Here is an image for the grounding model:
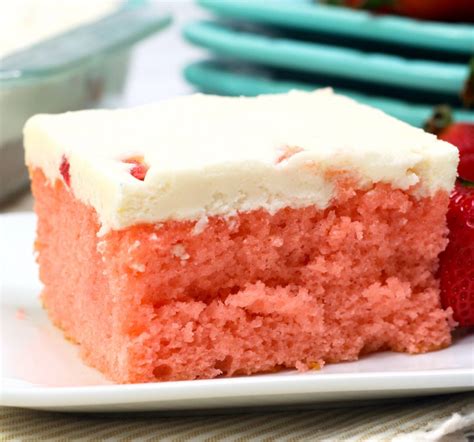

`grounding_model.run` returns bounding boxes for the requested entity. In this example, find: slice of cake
[24,89,459,383]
